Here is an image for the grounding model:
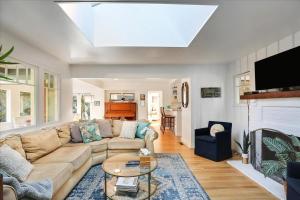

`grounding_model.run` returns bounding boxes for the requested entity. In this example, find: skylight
[58,2,218,47]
